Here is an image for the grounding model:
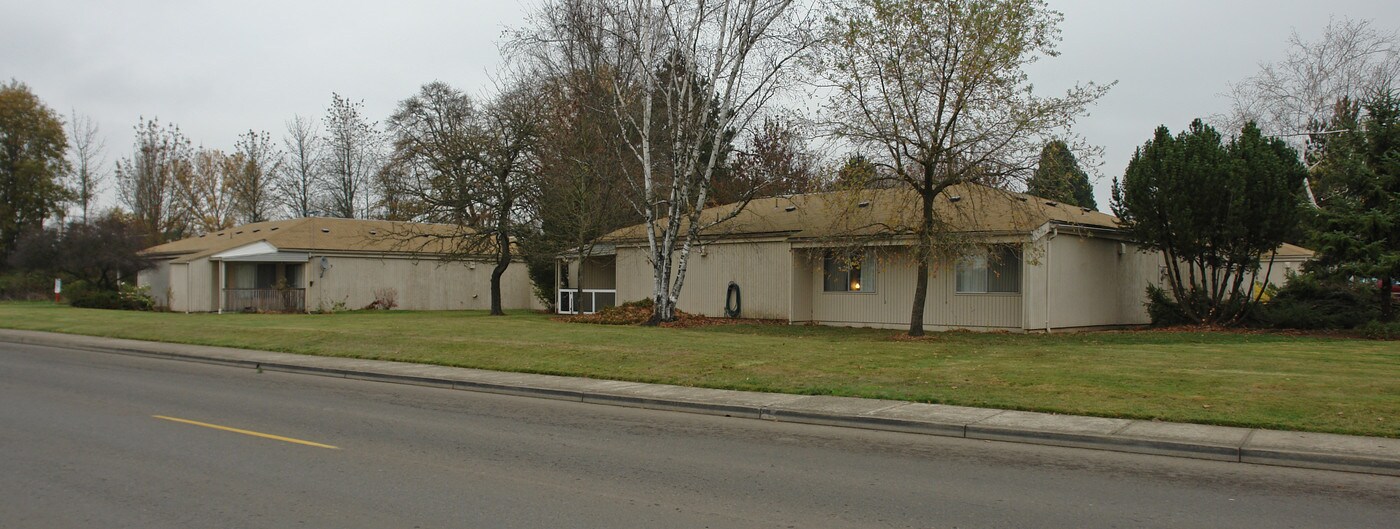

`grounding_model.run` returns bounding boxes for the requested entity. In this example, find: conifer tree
[1112,119,1306,325]
[1027,140,1096,209]
[1310,92,1400,322]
